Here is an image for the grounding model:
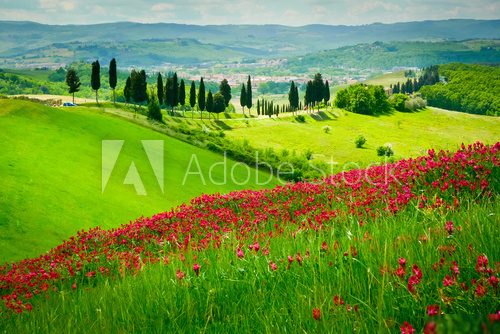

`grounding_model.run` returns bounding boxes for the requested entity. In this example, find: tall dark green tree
[198,77,206,118]
[312,73,324,111]
[240,84,247,114]
[165,76,174,113]
[246,75,253,112]
[219,78,231,107]
[147,88,162,122]
[213,92,225,119]
[130,69,147,104]
[189,81,196,107]
[206,90,214,118]
[65,68,81,104]
[172,72,179,111]
[304,80,313,110]
[179,79,186,115]
[324,80,330,105]
[108,58,117,104]
[157,73,164,105]
[124,76,131,103]
[257,99,260,115]
[91,60,101,104]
